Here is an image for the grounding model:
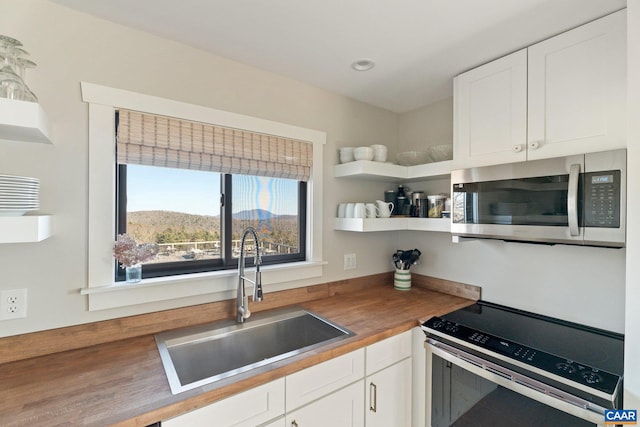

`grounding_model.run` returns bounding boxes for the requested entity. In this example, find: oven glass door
[452,174,575,226]
[428,348,603,427]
